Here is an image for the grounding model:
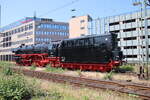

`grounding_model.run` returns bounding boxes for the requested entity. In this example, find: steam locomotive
[12,33,123,72]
